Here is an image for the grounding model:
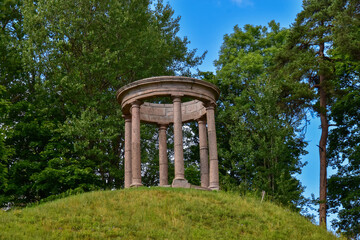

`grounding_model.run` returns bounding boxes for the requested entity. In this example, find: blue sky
[170,0,303,72]
[169,0,333,228]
